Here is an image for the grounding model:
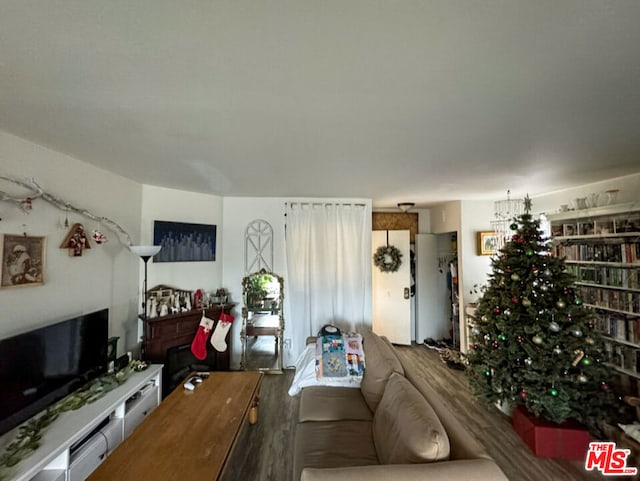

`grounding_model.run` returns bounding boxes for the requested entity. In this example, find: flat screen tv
[0,308,109,436]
